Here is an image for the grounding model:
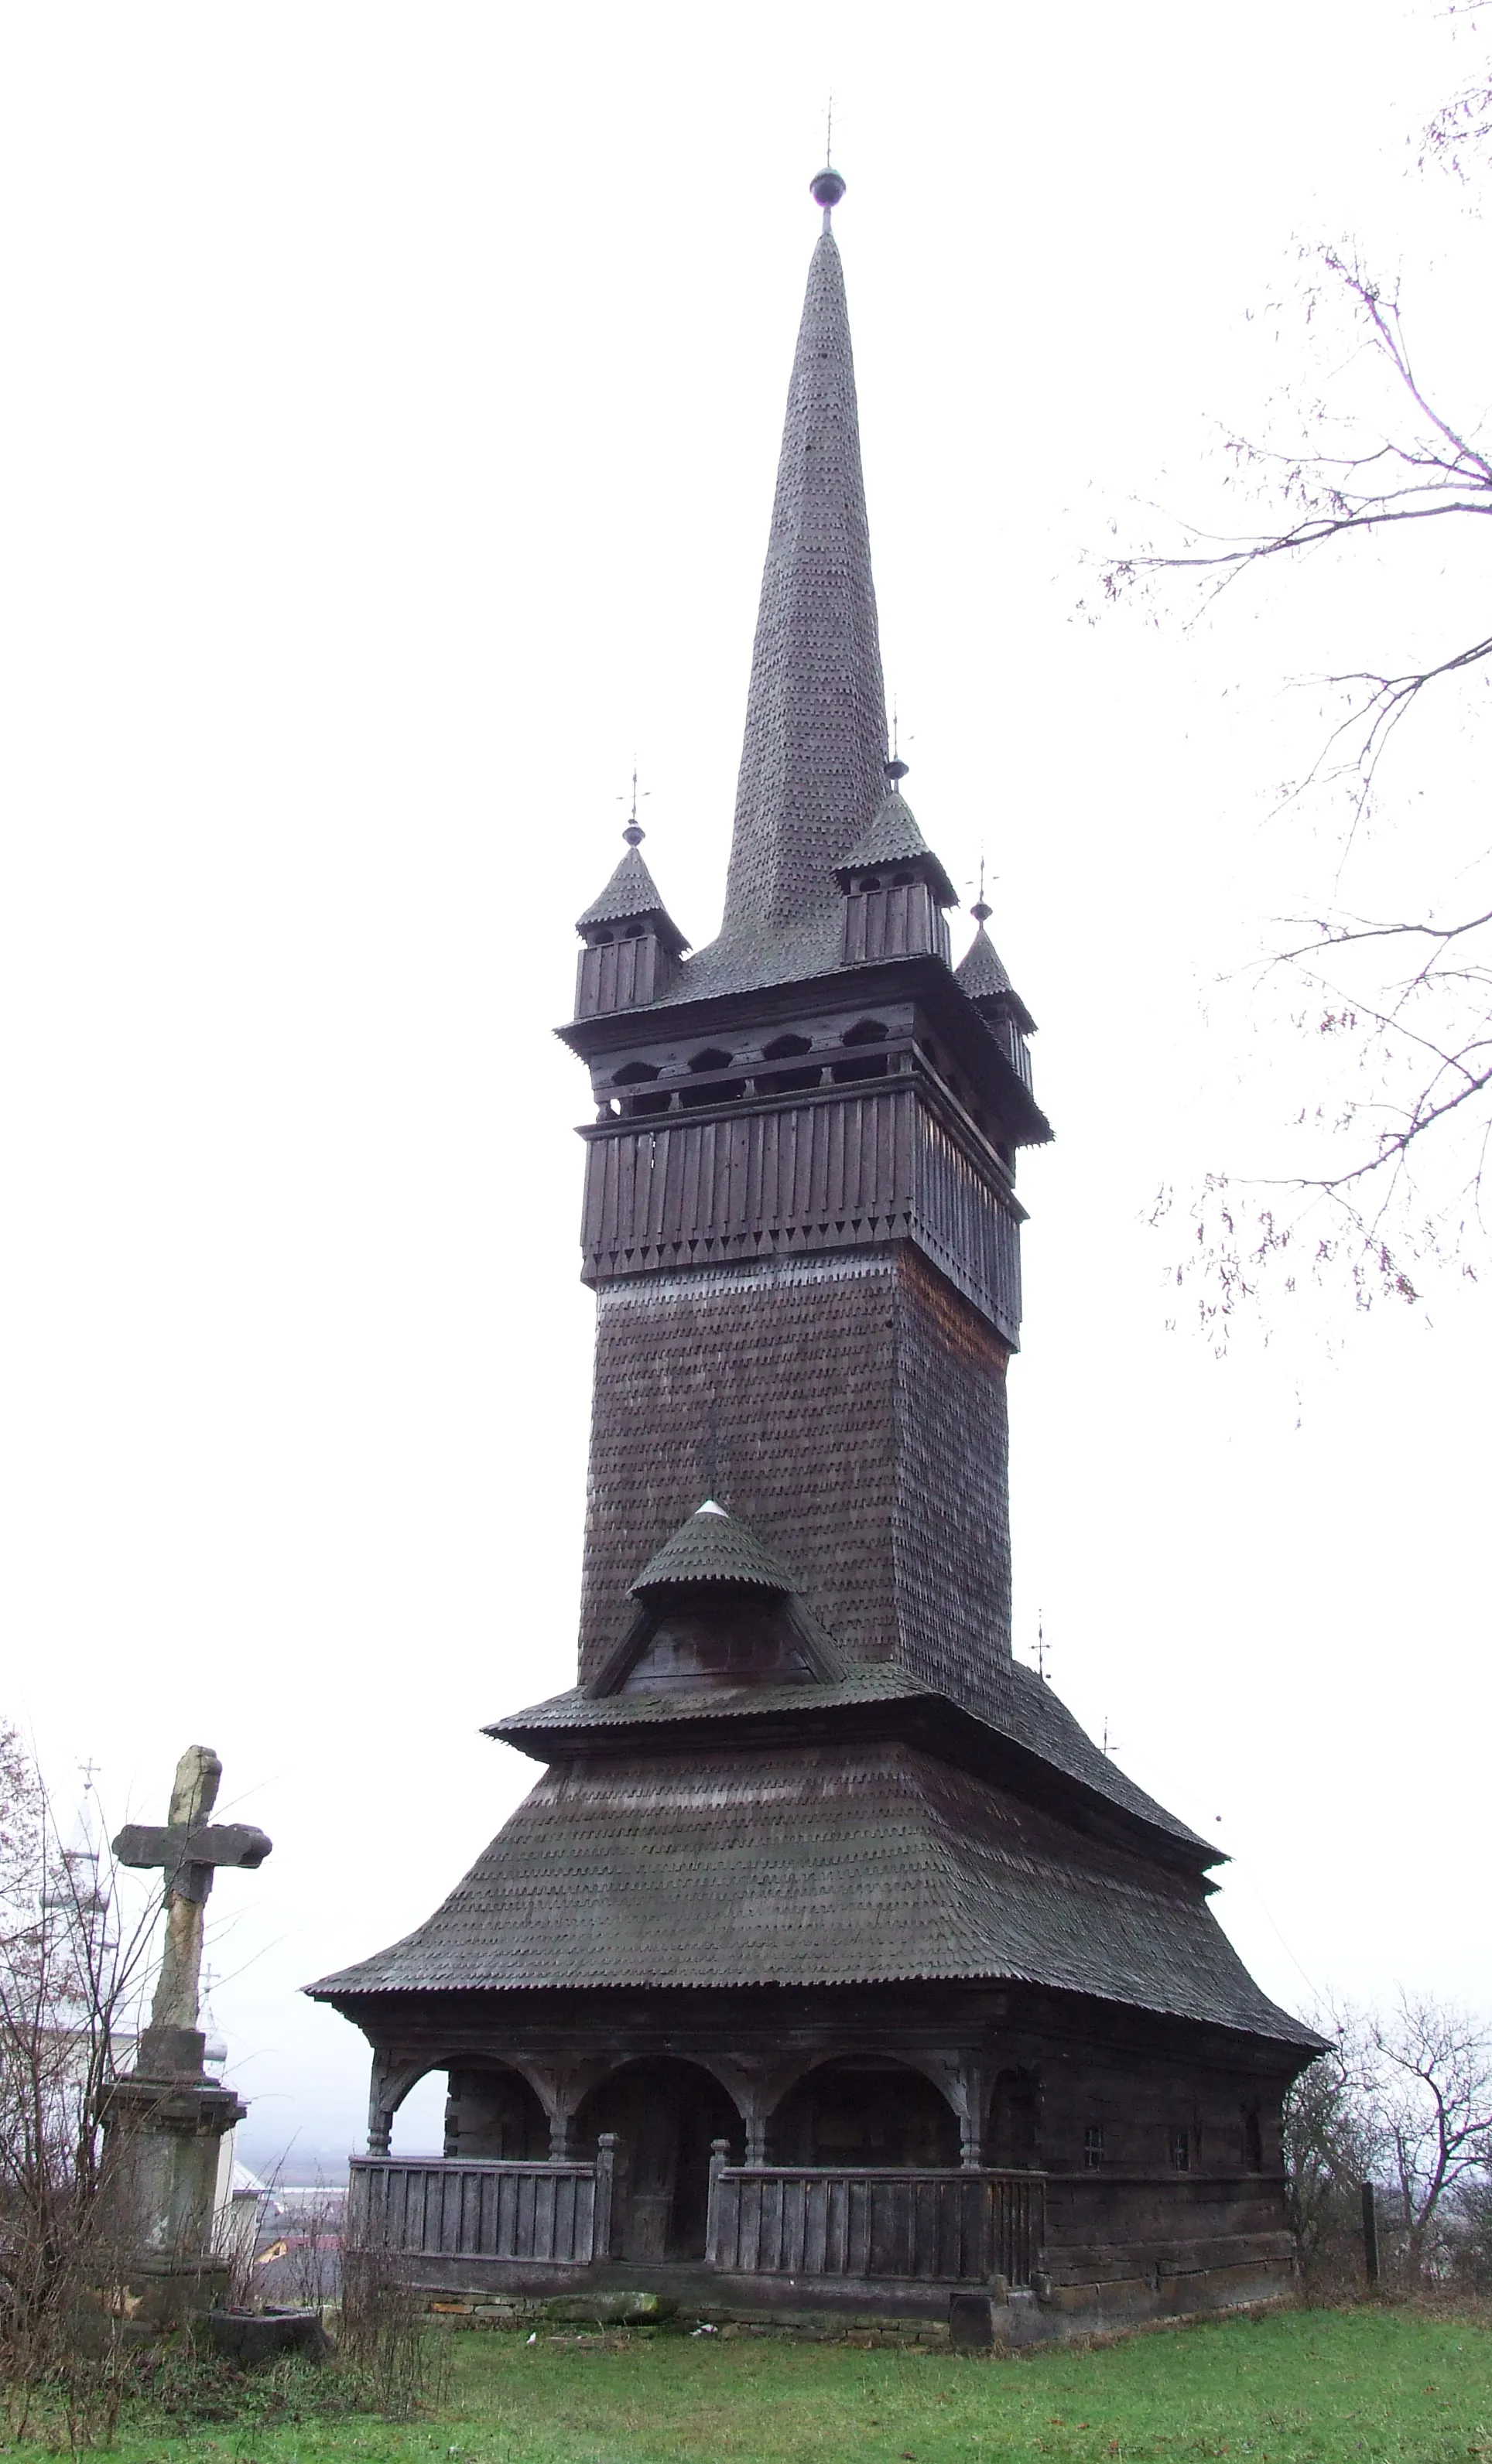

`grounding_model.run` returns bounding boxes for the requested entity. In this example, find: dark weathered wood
[1362,2180,1379,2285]
[578,1080,1020,1342]
[576,931,680,1019]
[705,2167,1046,2288]
[348,2158,604,2267]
